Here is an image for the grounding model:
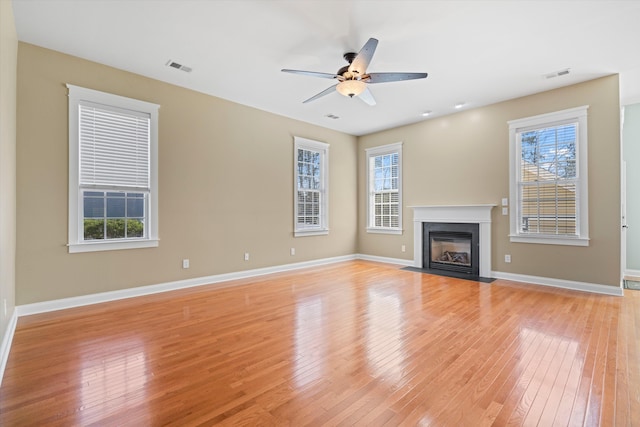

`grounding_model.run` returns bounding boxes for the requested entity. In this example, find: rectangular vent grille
[544,68,570,79]
[166,60,192,73]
